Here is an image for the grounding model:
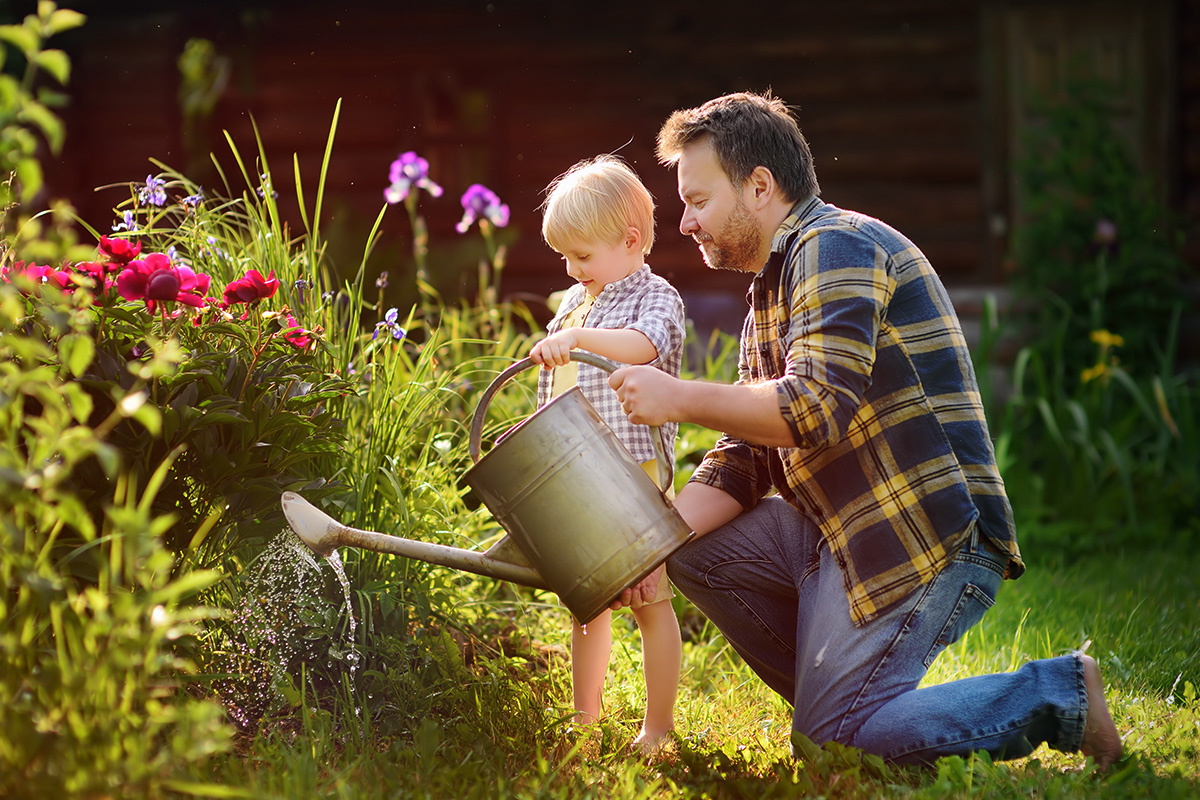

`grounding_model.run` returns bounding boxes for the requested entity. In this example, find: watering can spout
[280,491,551,591]
[281,491,344,557]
